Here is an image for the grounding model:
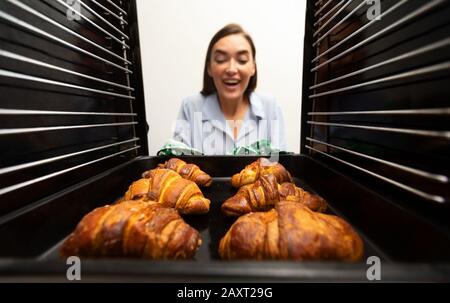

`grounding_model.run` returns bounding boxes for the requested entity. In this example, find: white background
[136,0,307,155]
